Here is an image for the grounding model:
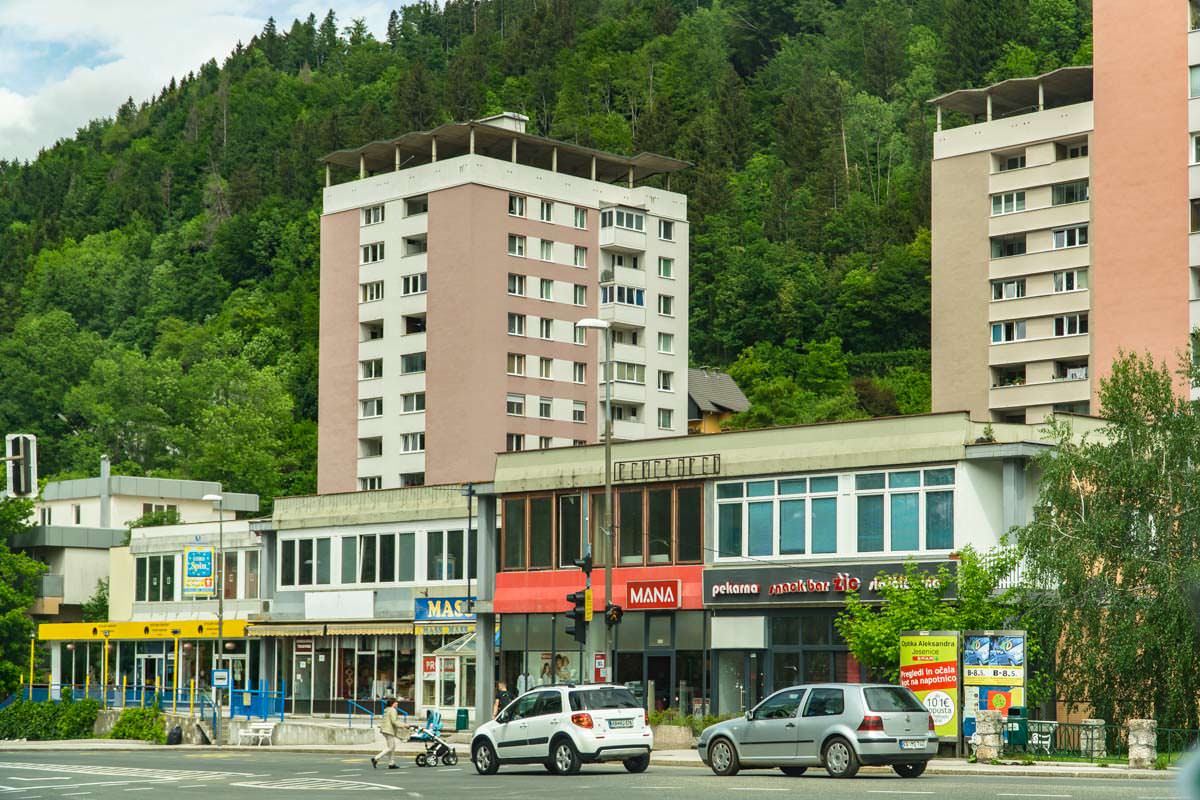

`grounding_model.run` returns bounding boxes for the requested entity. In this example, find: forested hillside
[0,0,1092,505]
